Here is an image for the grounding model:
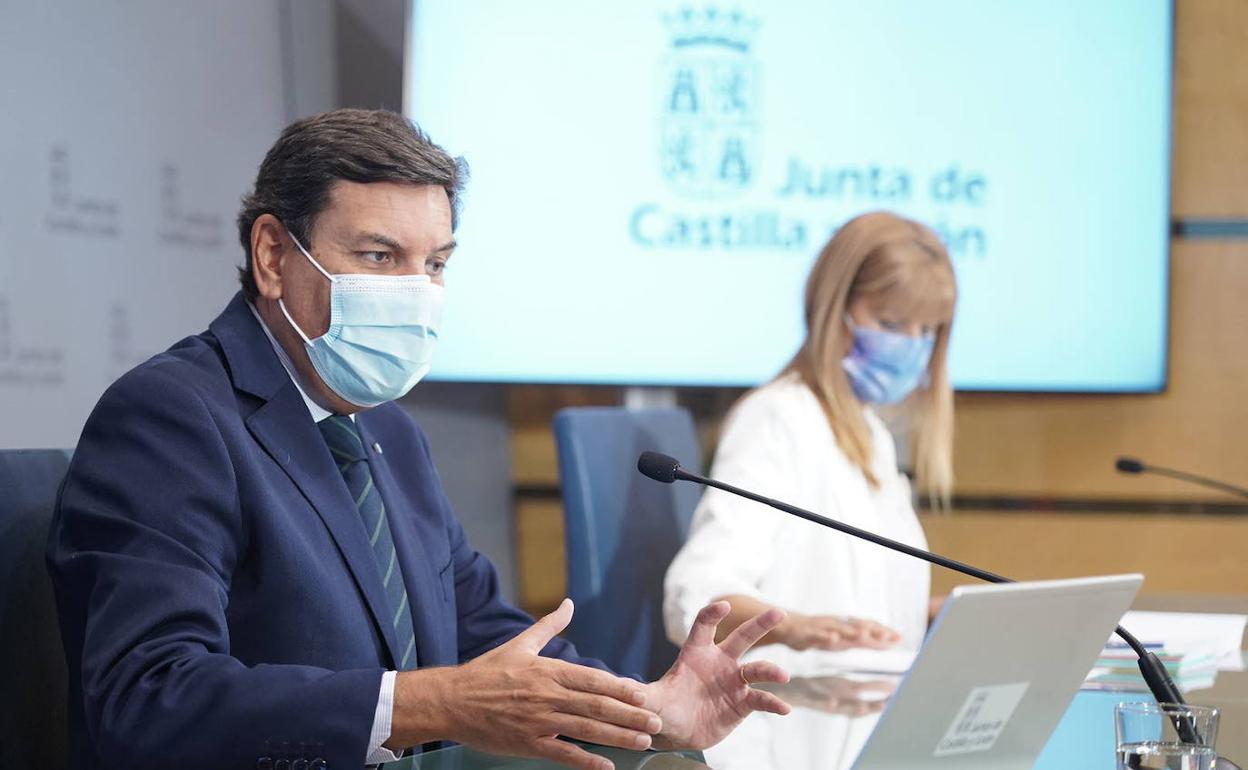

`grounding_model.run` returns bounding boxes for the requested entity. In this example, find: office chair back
[0,449,72,769]
[552,407,702,680]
